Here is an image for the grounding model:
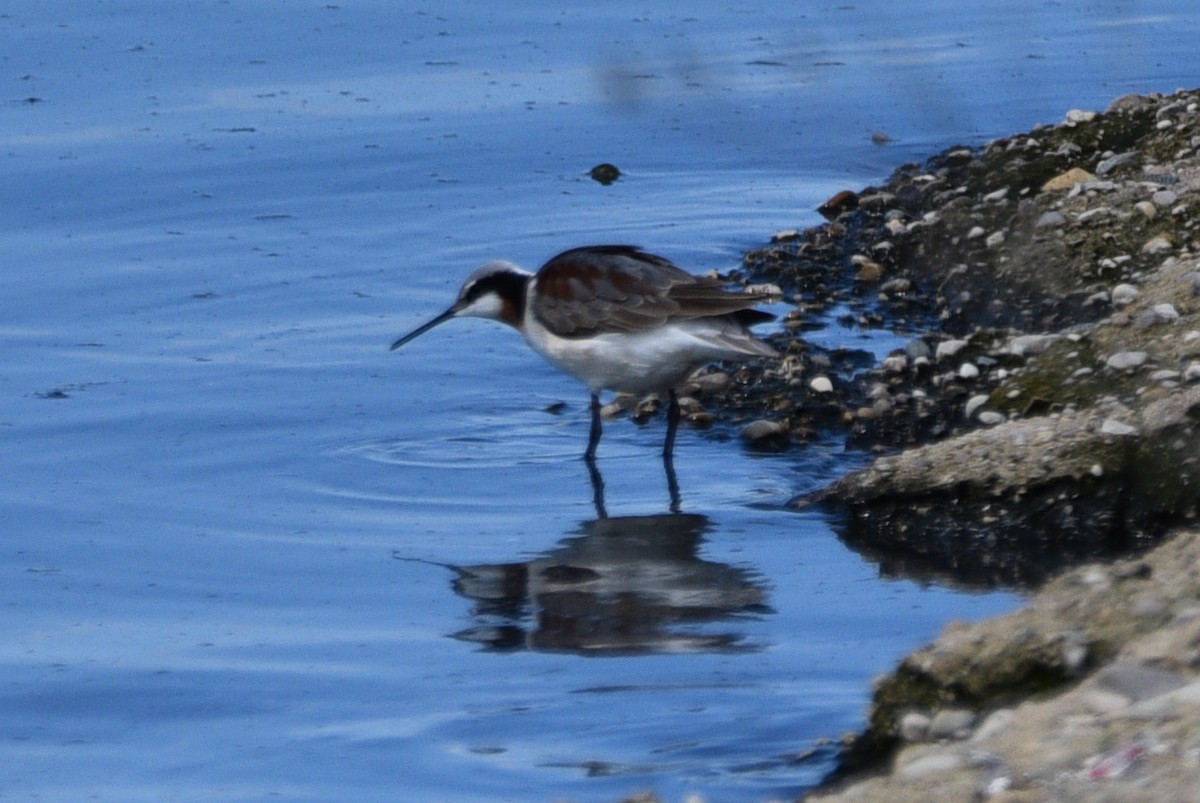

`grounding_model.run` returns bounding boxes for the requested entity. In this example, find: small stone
[1142,235,1173,254]
[1152,189,1178,207]
[809,376,833,394]
[928,709,976,740]
[1134,200,1158,220]
[1096,151,1138,175]
[1185,362,1200,382]
[739,419,788,448]
[964,394,990,419]
[958,362,980,380]
[935,339,969,361]
[1153,302,1180,322]
[1035,210,1066,228]
[1065,108,1098,123]
[905,339,933,361]
[1078,206,1114,224]
[897,749,966,780]
[899,711,931,742]
[1003,333,1063,357]
[1042,167,1095,191]
[978,411,1006,426]
[985,231,1006,248]
[1101,417,1140,436]
[882,354,908,374]
[854,259,885,283]
[1111,283,1140,307]
[966,225,986,240]
[982,187,1009,203]
[1106,351,1149,371]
